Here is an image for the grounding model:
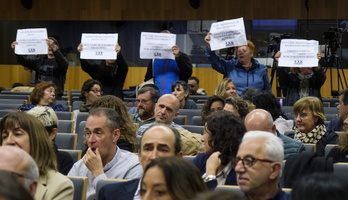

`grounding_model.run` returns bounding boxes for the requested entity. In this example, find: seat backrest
[181,125,204,135]
[75,112,89,133]
[58,120,75,133]
[173,115,187,125]
[0,104,21,110]
[325,145,338,157]
[0,99,26,104]
[73,101,83,111]
[215,185,243,196]
[59,149,82,163]
[0,94,29,100]
[178,109,202,125]
[183,156,196,163]
[304,144,316,152]
[191,116,203,126]
[77,121,87,151]
[67,176,88,200]
[55,133,77,150]
[333,162,348,177]
[0,109,16,117]
[96,178,128,199]
[56,111,73,120]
